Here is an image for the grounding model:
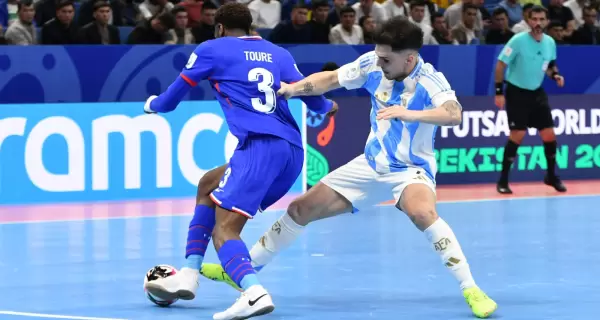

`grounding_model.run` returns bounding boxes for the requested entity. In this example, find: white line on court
[0,311,127,320]
[0,192,598,225]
